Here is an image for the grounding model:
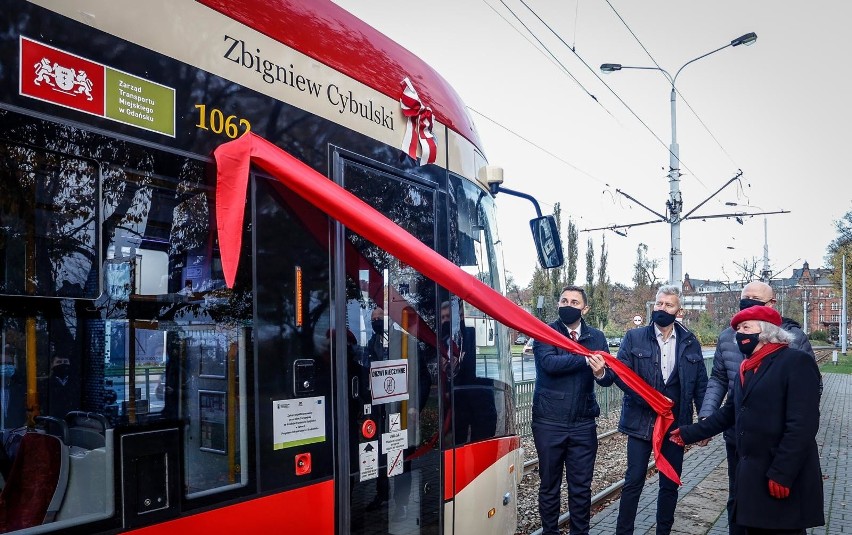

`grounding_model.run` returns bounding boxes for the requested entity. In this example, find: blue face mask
[0,364,16,377]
